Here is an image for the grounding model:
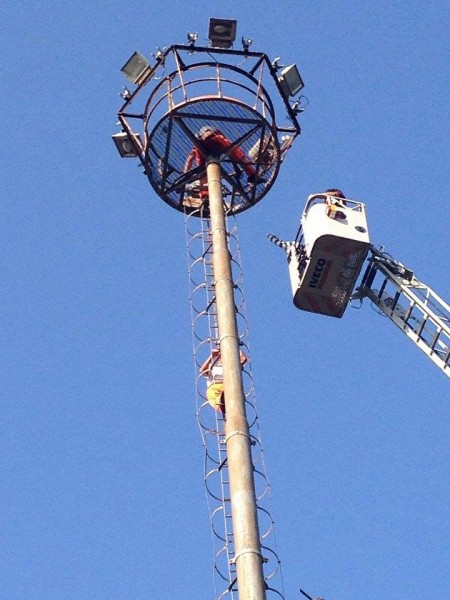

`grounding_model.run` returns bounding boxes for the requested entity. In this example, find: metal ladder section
[185,205,286,600]
[355,248,450,377]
